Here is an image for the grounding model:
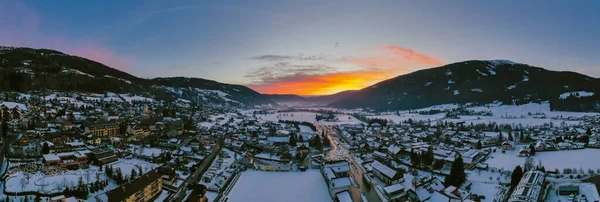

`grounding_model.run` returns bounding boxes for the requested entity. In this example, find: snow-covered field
[129,145,163,158]
[225,170,332,202]
[366,102,596,127]
[256,112,319,123]
[368,113,446,124]
[5,166,110,194]
[256,111,363,125]
[486,148,600,171]
[107,159,159,177]
[119,94,154,103]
